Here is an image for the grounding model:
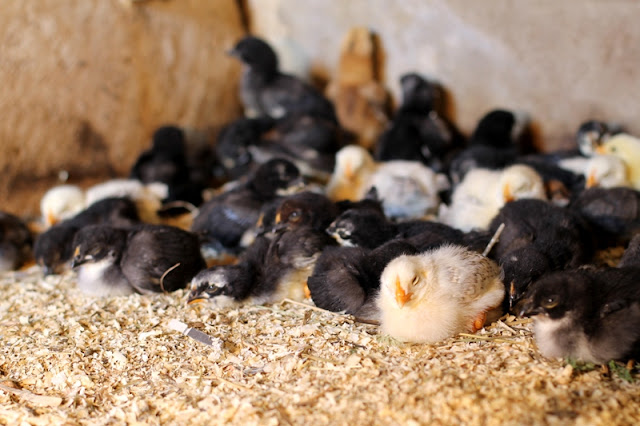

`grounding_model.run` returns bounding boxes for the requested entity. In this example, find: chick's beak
[46,212,58,227]
[395,276,412,308]
[502,183,515,203]
[517,297,543,318]
[595,145,607,155]
[586,171,597,188]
